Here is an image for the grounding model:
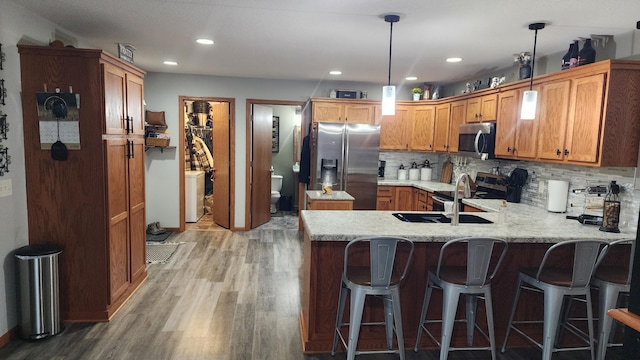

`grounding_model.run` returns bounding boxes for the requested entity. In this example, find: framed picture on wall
[272,116,279,153]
